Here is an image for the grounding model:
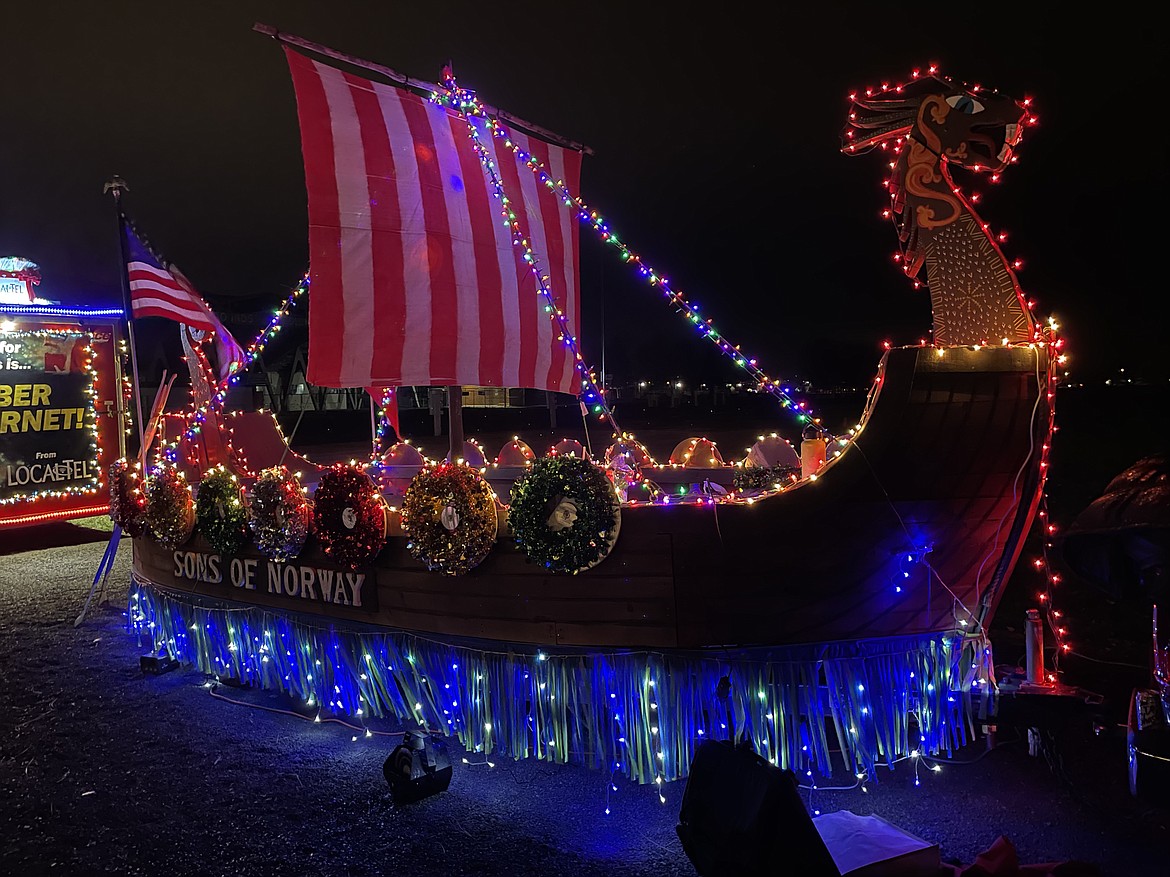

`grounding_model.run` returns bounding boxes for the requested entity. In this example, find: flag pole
[105,176,148,470]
